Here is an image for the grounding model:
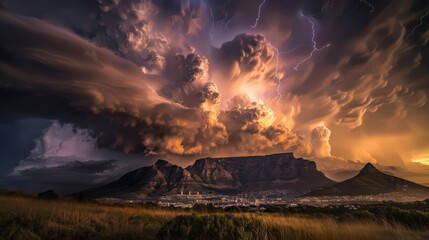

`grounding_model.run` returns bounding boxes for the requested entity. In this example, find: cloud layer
[1,0,429,189]
[0,10,313,158]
